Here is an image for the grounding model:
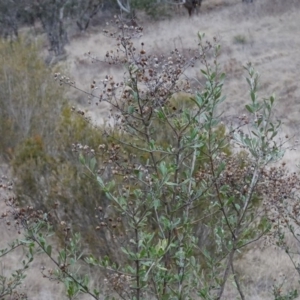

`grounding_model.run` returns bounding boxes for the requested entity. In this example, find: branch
[231,259,245,300]
[116,0,131,13]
